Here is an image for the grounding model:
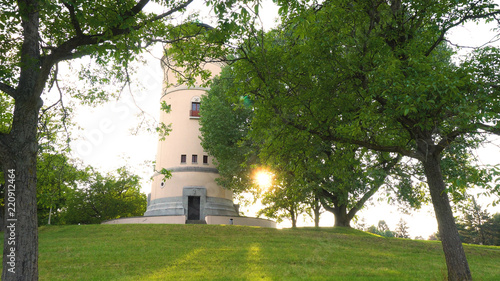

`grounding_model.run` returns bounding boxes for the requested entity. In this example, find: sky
[58,0,500,238]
